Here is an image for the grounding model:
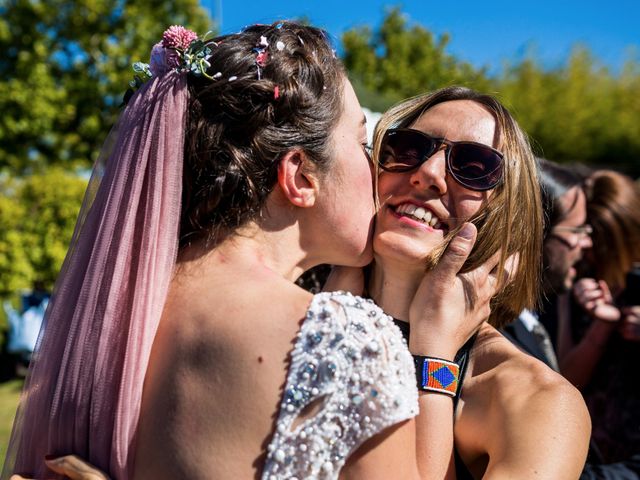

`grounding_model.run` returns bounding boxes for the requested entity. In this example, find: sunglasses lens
[380,129,504,191]
[448,143,503,191]
[379,130,437,172]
